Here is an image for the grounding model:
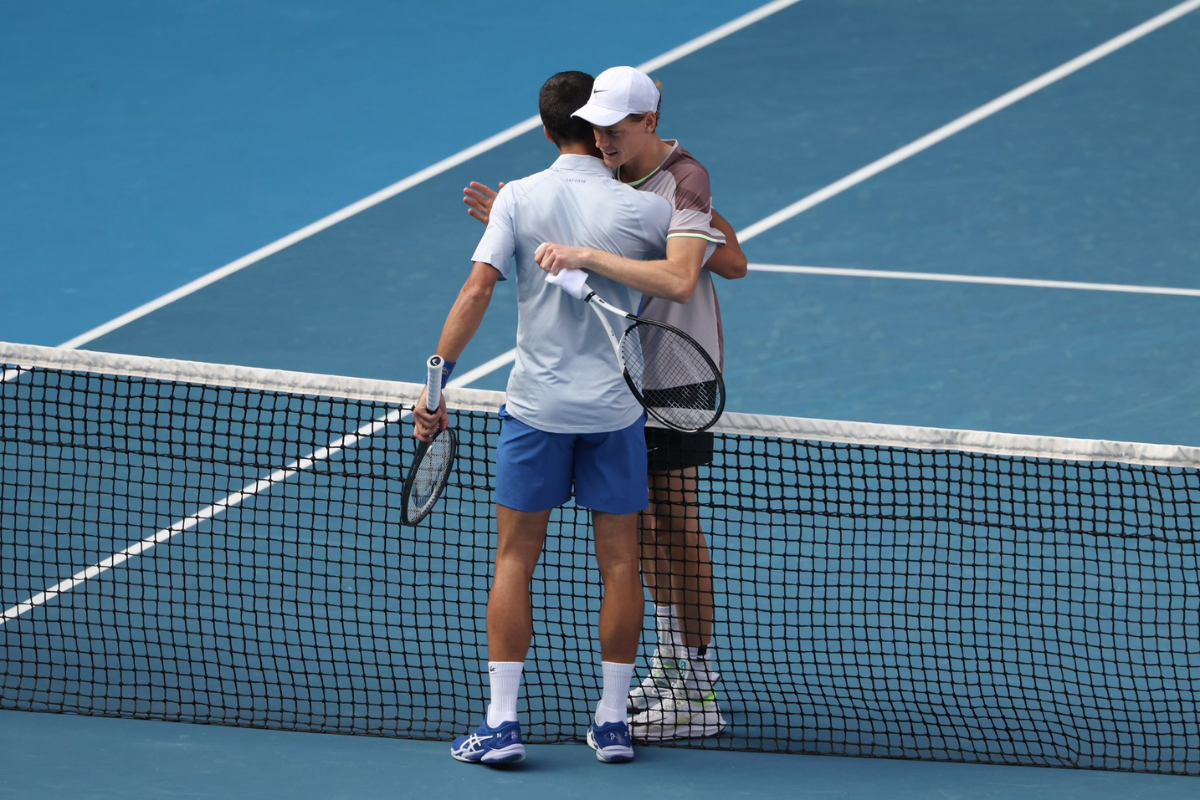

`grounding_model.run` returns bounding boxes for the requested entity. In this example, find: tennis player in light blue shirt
[413,71,688,765]
[471,153,667,434]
